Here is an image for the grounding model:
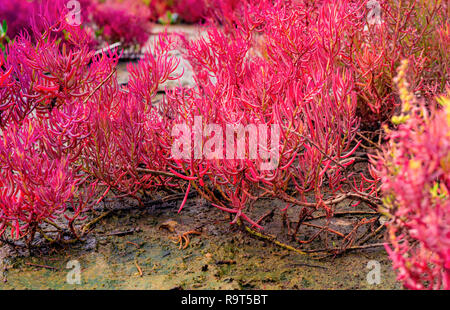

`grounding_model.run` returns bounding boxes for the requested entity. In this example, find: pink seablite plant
[0,0,35,39]
[0,0,448,265]
[163,0,379,244]
[207,0,446,129]
[0,9,111,126]
[0,114,98,244]
[347,0,449,127]
[0,0,183,246]
[173,0,207,24]
[91,0,152,47]
[80,33,184,202]
[0,0,95,44]
[148,0,172,22]
[0,2,117,244]
[376,59,450,289]
[0,118,76,243]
